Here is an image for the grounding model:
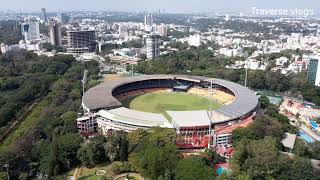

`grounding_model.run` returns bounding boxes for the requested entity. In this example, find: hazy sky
[1,0,319,13]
